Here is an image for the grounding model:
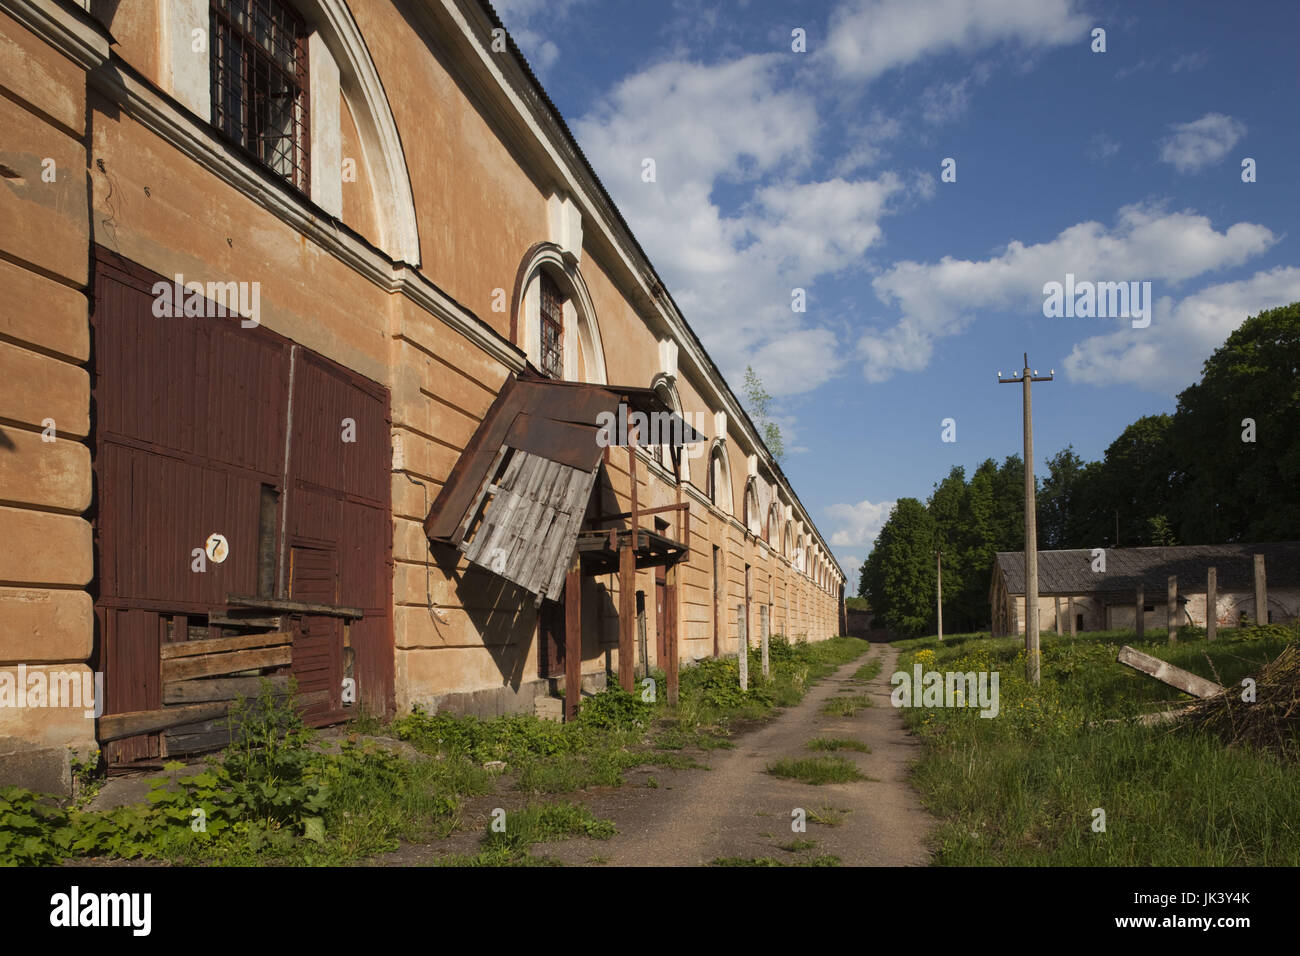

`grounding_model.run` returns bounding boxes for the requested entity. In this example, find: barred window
[539,273,564,379]
[211,0,310,192]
